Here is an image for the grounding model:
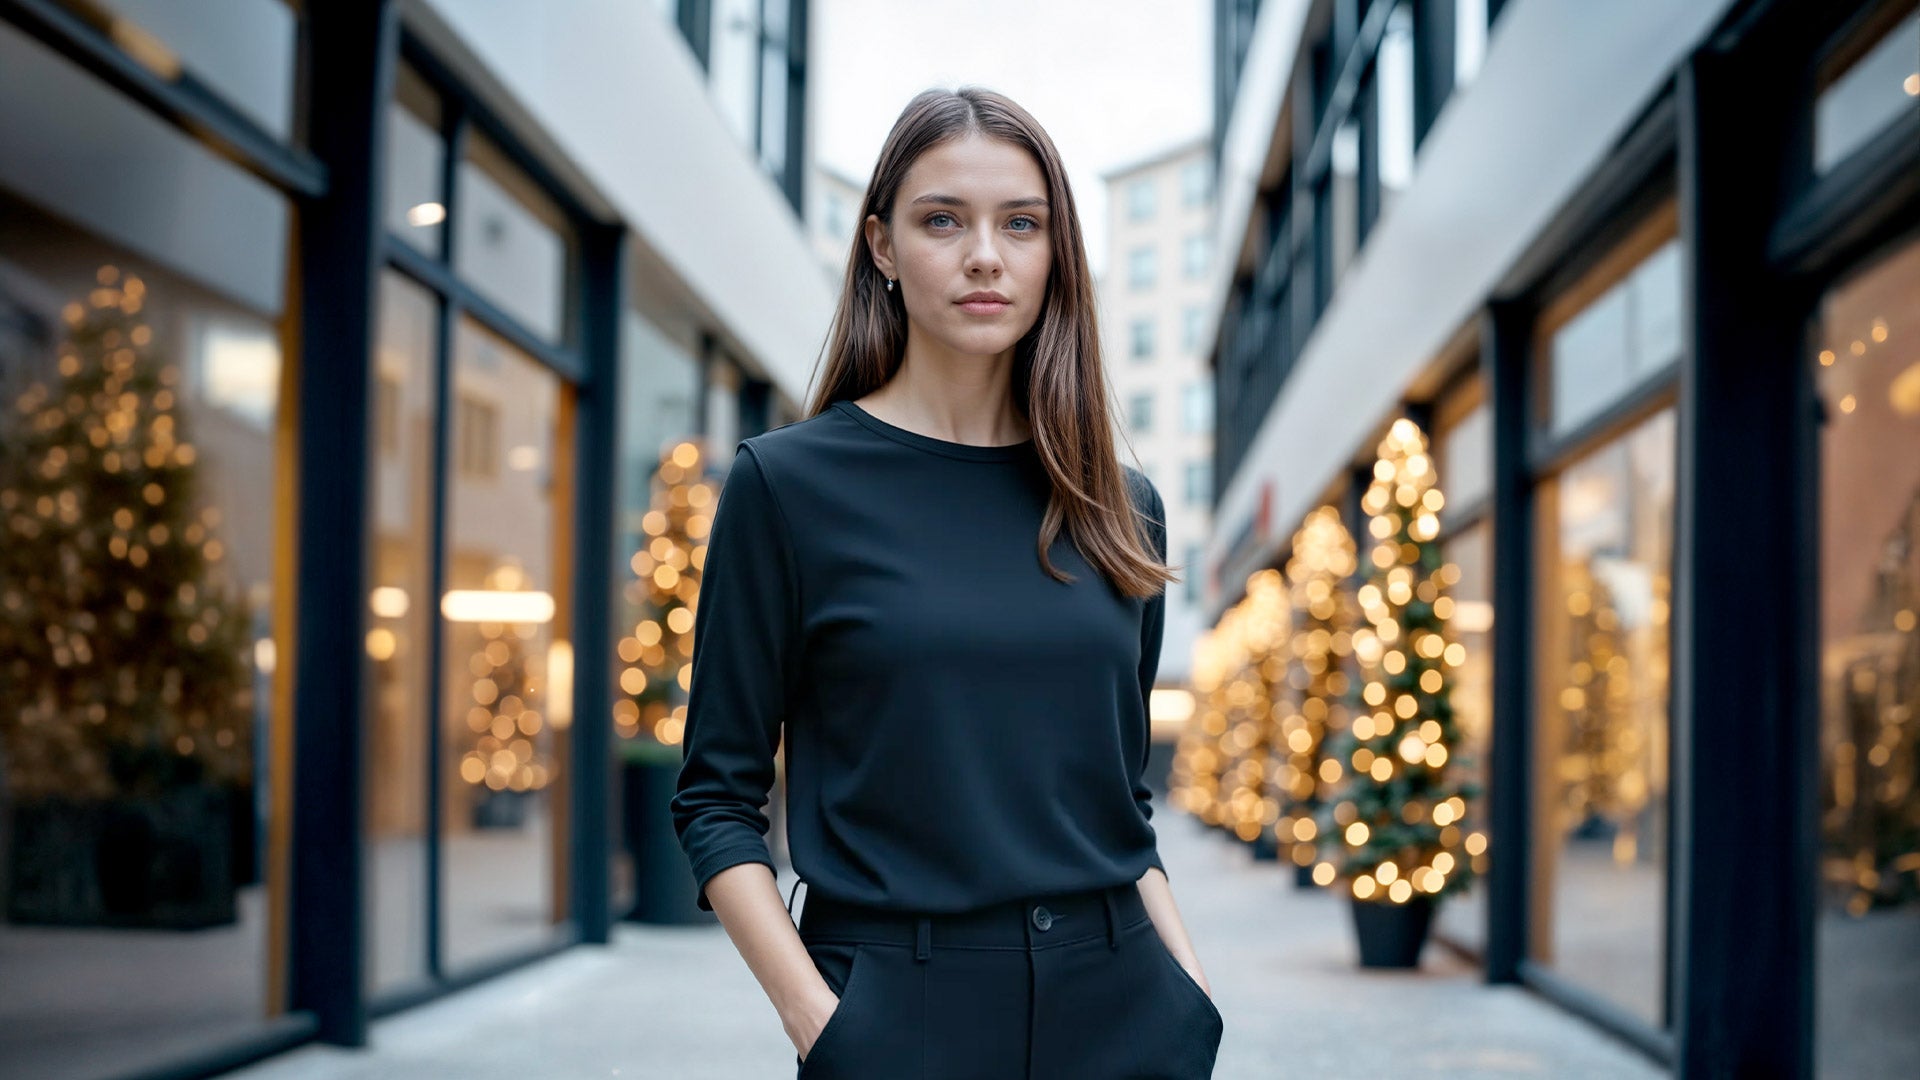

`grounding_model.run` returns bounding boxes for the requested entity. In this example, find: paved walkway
[233,814,1663,1079]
